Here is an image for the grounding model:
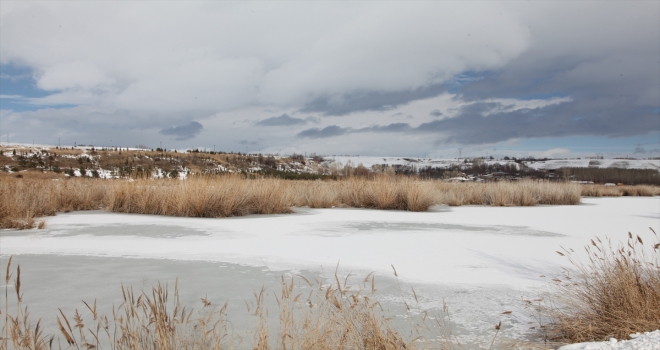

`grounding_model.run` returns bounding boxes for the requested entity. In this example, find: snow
[559,330,660,350]
[525,159,660,171]
[325,156,476,169]
[323,156,660,171]
[2,197,657,288]
[1,197,658,347]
